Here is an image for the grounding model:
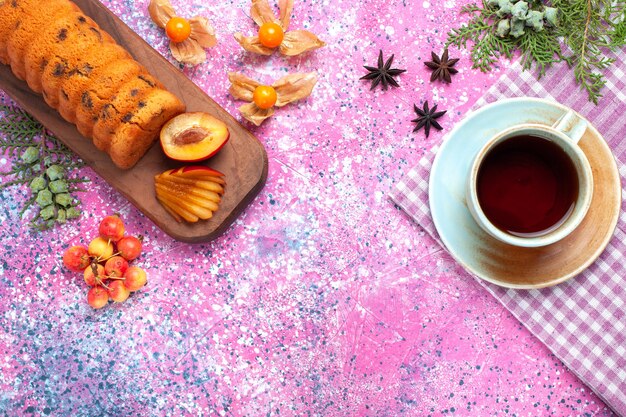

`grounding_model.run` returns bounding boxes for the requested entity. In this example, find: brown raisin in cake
[5,0,79,80]
[73,58,148,138]
[108,89,186,169]
[57,44,131,124]
[0,0,41,65]
[22,10,116,94]
[91,73,162,152]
